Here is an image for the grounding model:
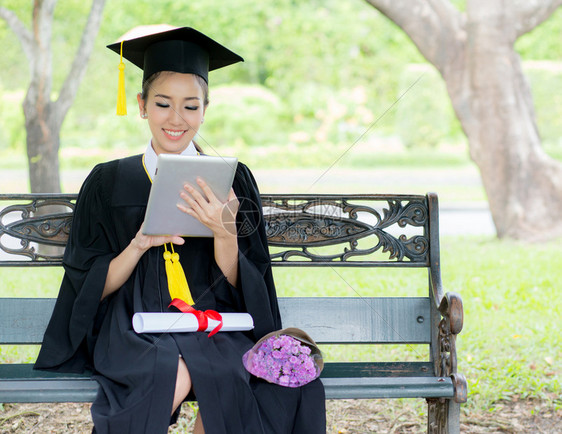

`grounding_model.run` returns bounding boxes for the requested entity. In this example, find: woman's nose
[169,107,188,126]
